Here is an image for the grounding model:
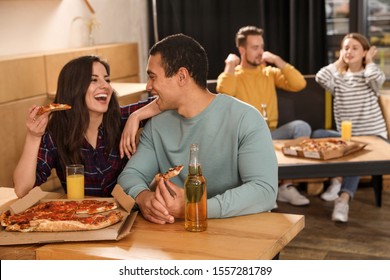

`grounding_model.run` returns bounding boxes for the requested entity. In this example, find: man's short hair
[235,26,264,48]
[149,33,209,89]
